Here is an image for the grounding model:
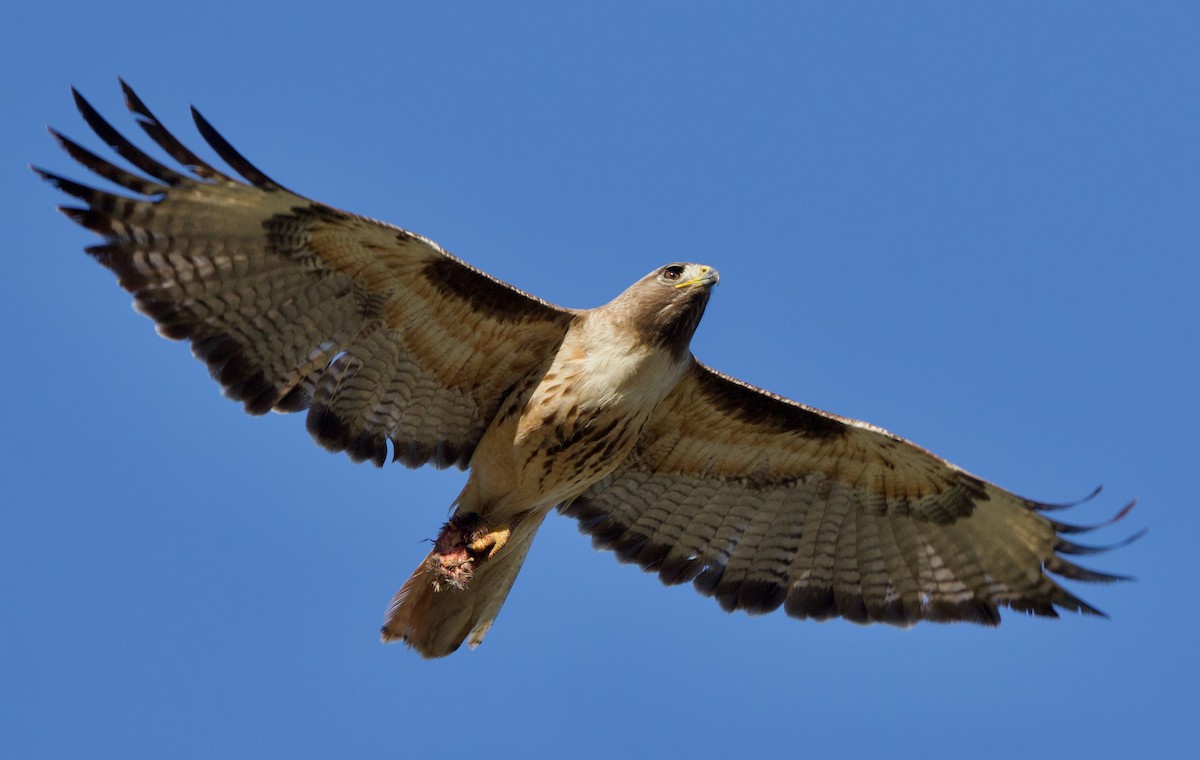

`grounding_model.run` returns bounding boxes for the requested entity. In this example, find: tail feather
[381,516,543,658]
